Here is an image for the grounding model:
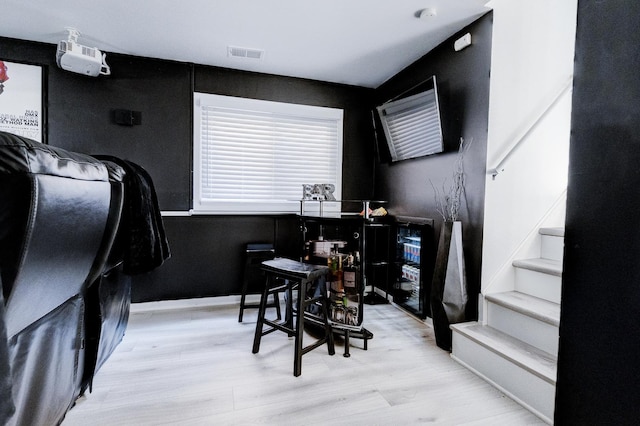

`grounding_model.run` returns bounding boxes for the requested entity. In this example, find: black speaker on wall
[113,109,142,126]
